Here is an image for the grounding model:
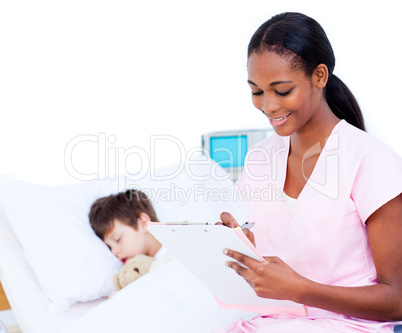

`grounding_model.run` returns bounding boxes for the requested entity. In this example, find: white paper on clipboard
[147,223,304,316]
